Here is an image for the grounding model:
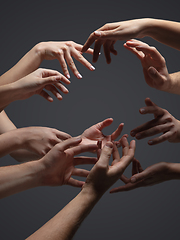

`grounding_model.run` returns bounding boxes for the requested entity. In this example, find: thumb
[148,67,165,88]
[130,171,146,183]
[98,142,113,167]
